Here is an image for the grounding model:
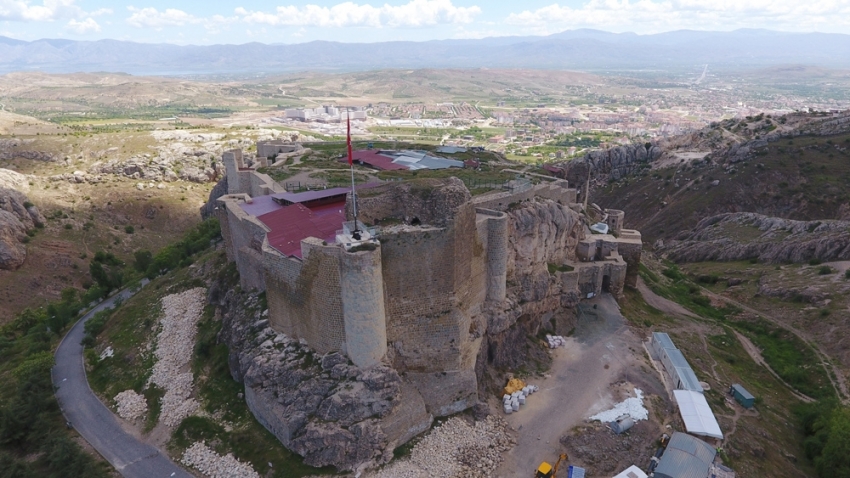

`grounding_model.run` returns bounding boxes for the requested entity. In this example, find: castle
[214,144,642,460]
